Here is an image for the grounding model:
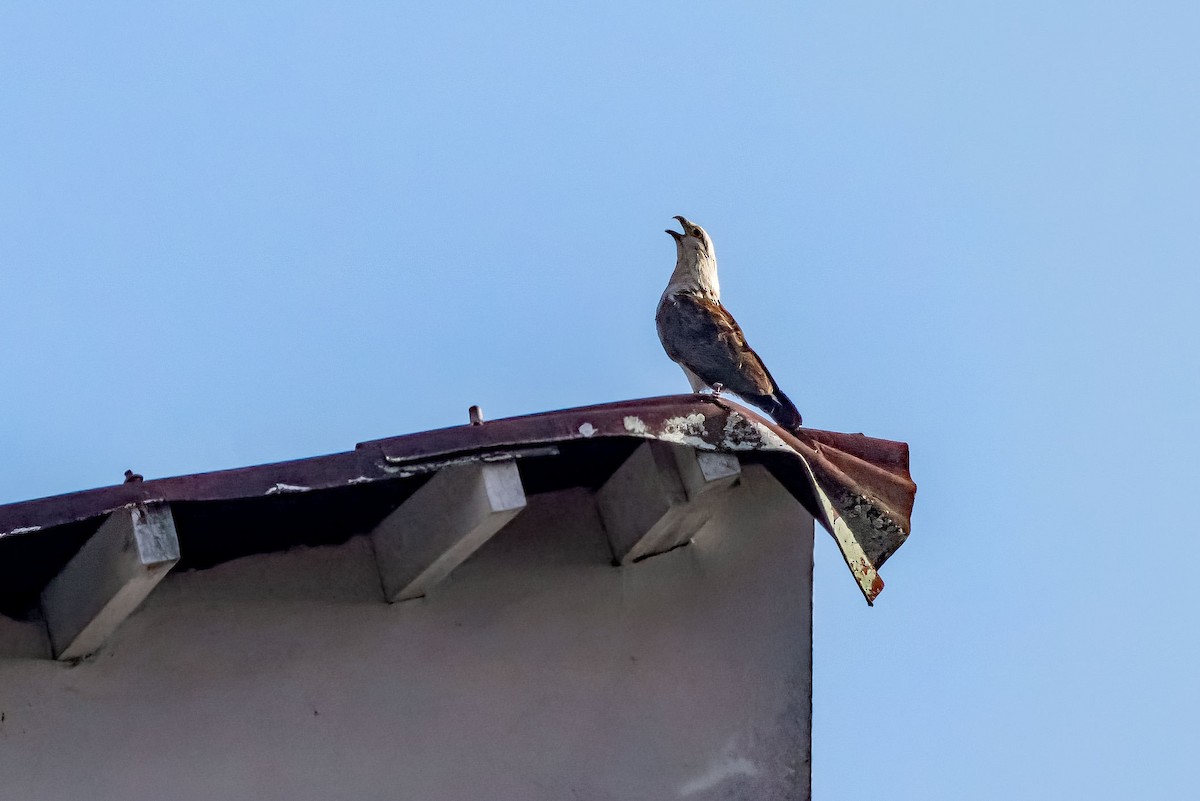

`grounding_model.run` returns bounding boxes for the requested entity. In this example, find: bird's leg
[681,366,709,394]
